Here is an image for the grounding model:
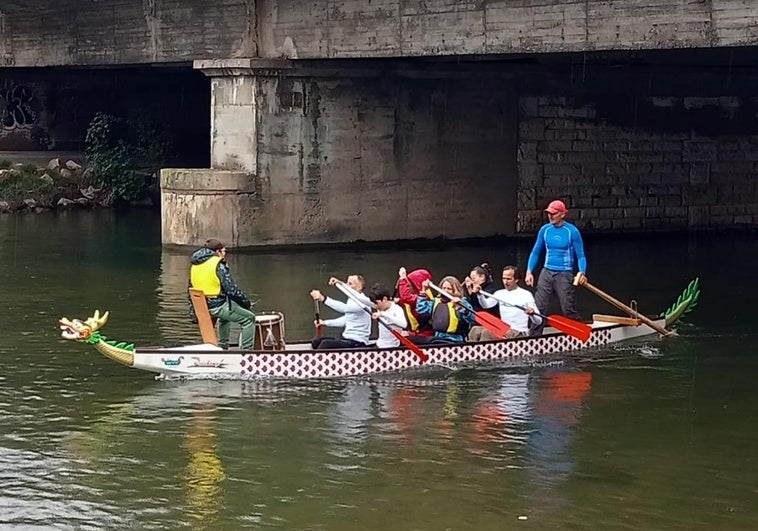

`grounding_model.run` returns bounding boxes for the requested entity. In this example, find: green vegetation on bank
[85,112,170,202]
[0,111,172,213]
